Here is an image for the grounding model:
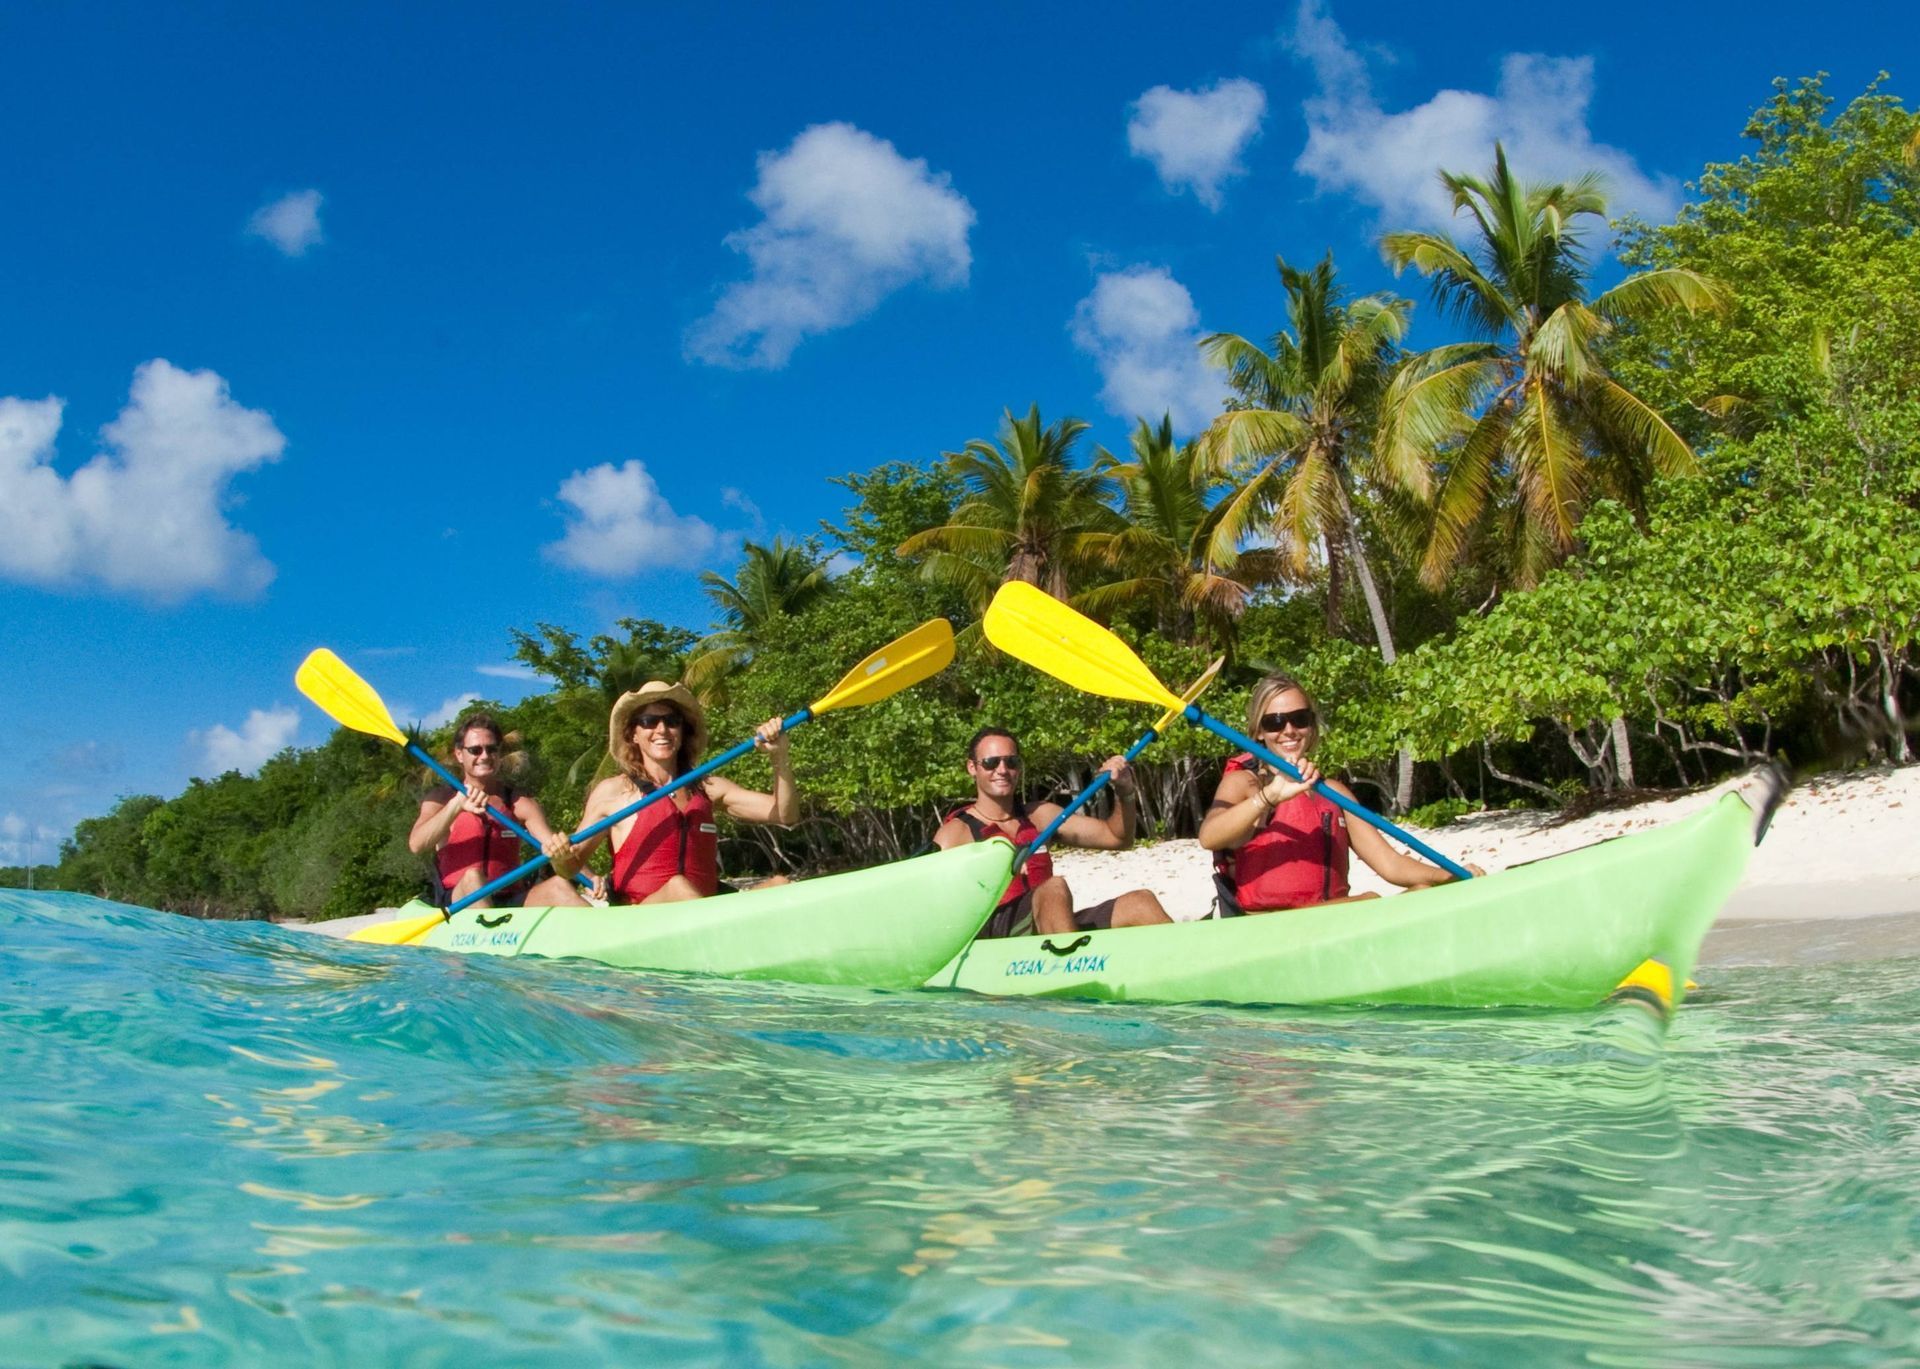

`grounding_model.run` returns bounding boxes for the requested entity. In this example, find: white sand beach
[1052,765,1920,966]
